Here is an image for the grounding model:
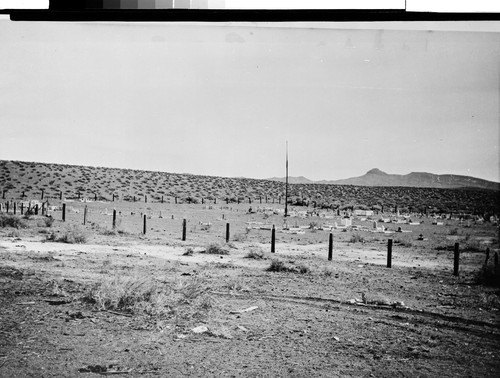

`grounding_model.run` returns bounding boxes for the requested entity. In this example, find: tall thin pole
[285,141,289,218]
